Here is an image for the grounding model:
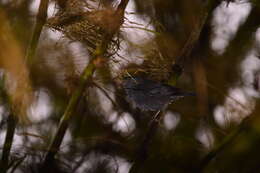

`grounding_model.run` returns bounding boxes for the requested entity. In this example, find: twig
[175,0,221,67]
[9,156,26,173]
[122,26,159,34]
[93,82,118,109]
[175,10,208,66]
[17,132,47,141]
[206,82,248,111]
